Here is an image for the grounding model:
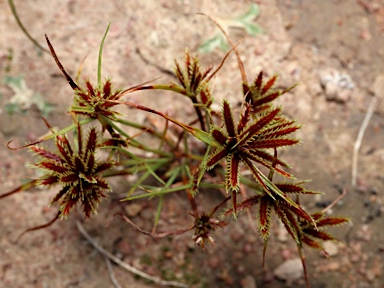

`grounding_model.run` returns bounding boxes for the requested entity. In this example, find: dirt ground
[1,0,384,287]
